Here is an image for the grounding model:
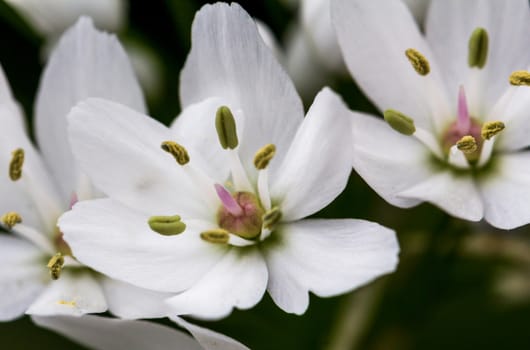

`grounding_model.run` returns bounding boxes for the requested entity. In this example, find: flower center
[217,191,264,240]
